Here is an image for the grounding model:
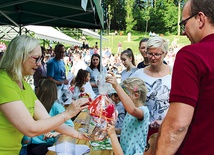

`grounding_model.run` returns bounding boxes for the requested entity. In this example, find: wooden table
[46,110,113,155]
